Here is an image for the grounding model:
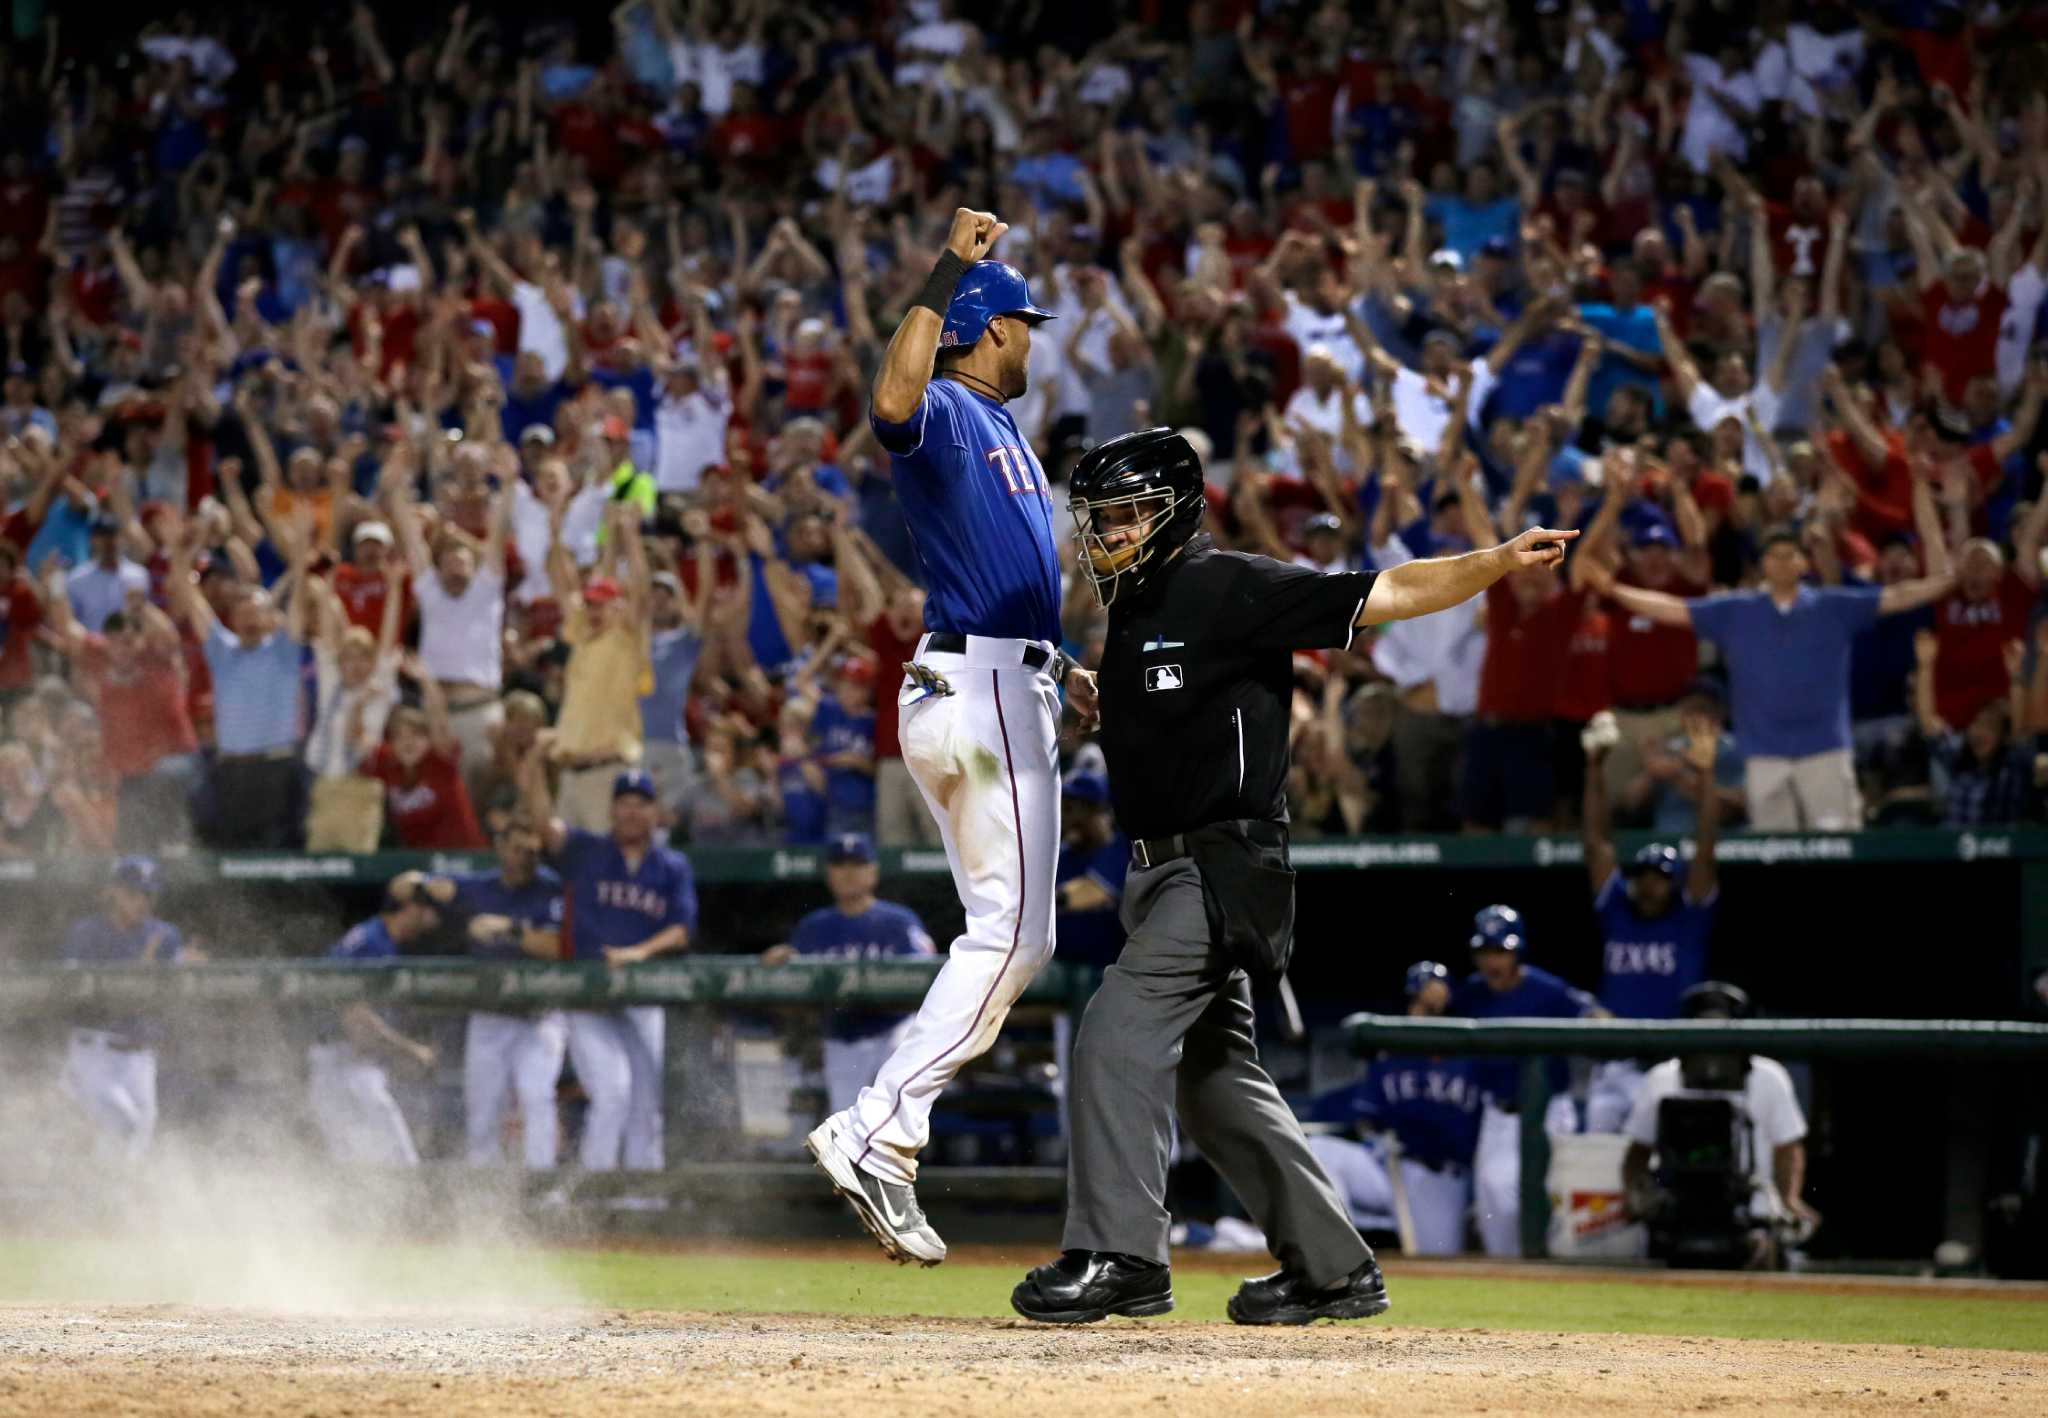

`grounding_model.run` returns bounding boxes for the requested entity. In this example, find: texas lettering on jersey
[594,880,675,919]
